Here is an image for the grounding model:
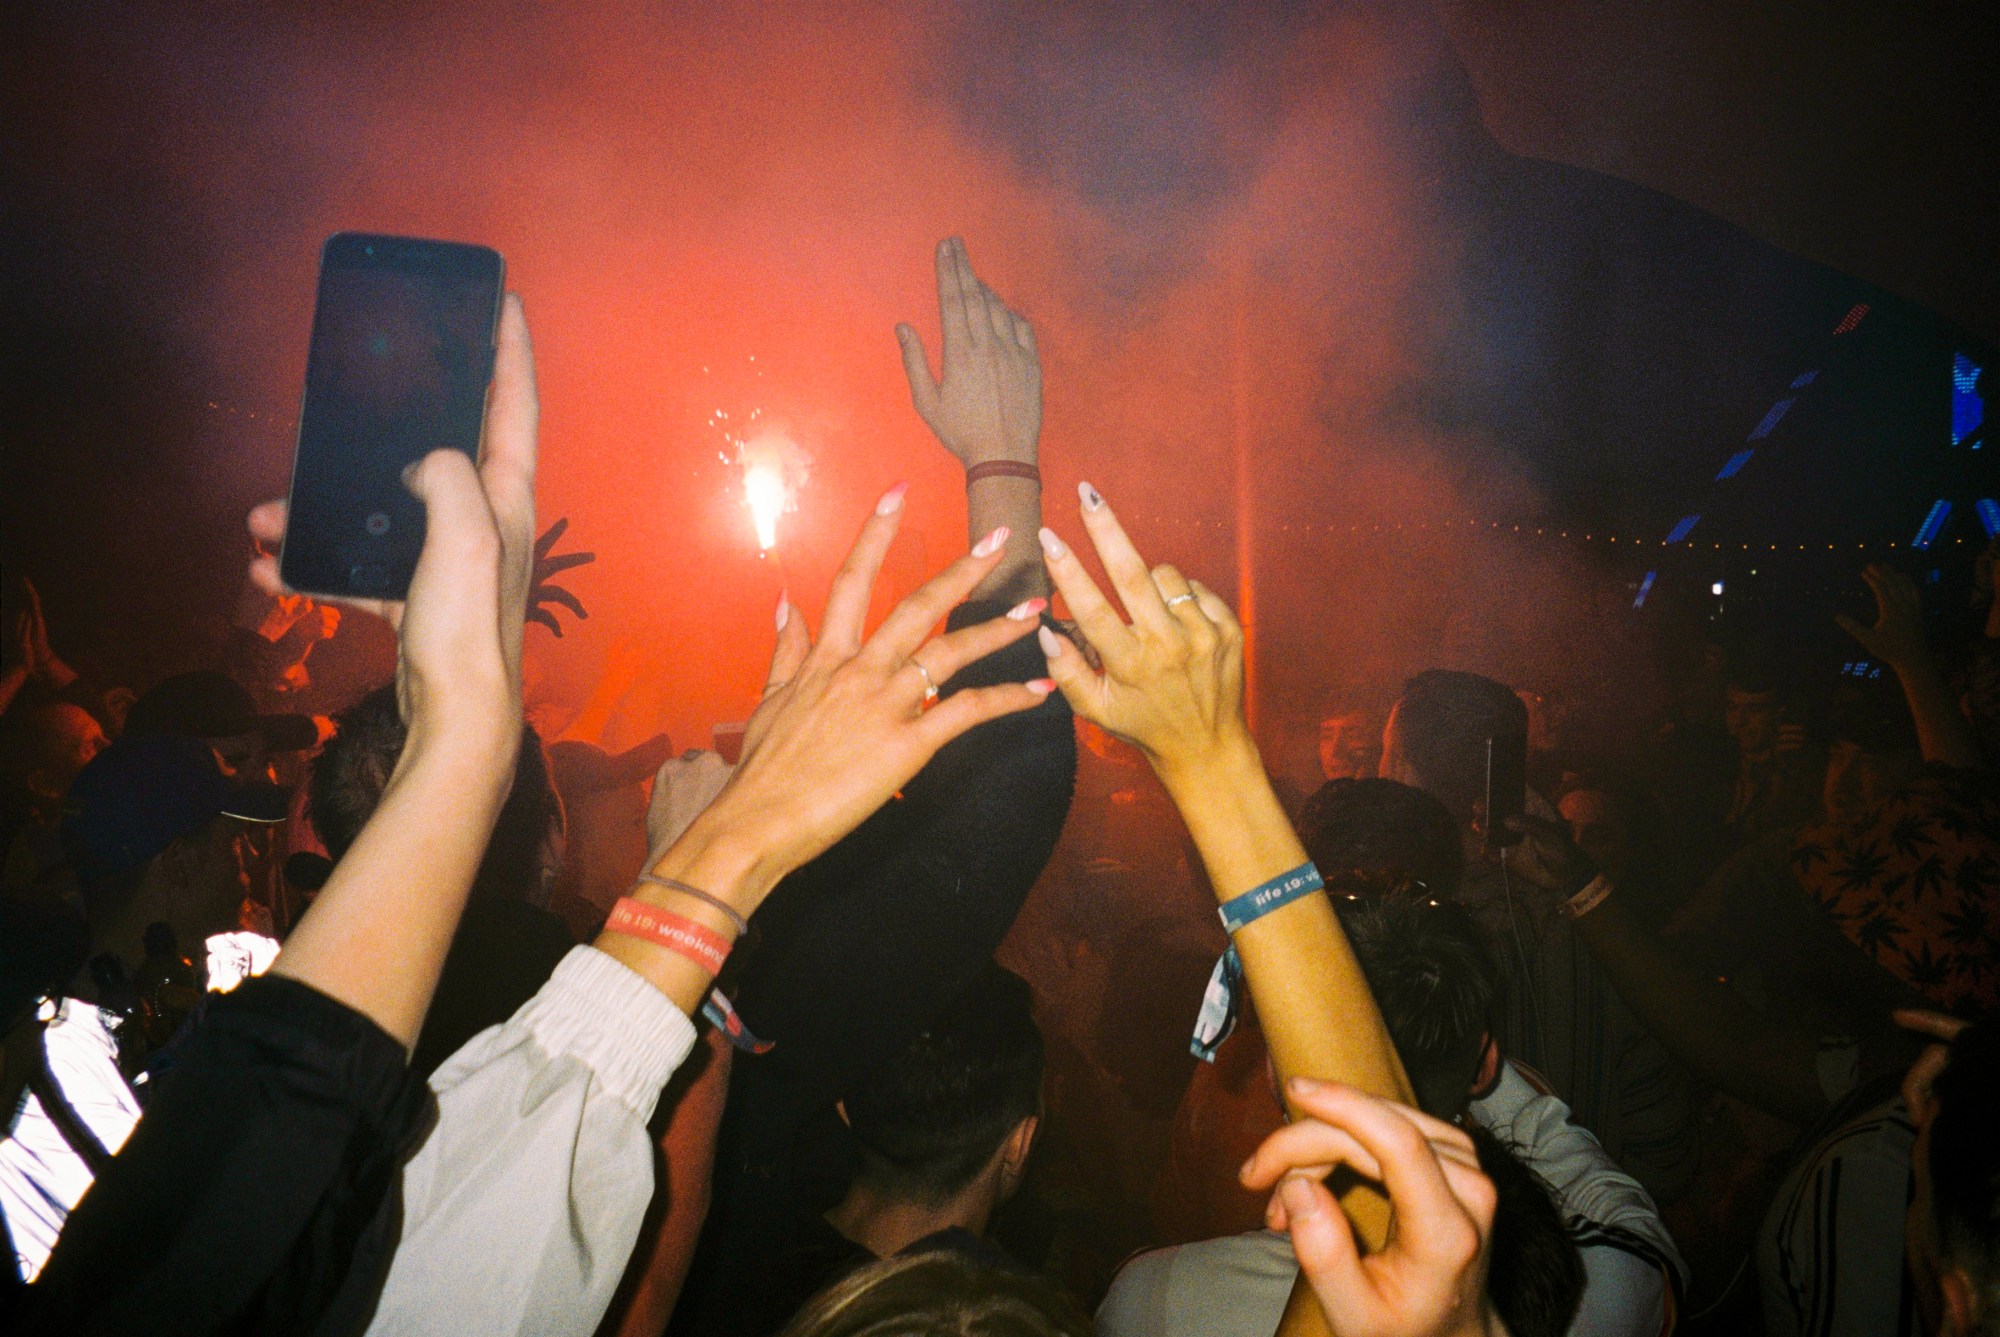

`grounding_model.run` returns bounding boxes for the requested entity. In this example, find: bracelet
[636,874,751,938]
[604,898,732,976]
[1217,862,1326,935]
[965,460,1040,487]
[1559,875,1613,920]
